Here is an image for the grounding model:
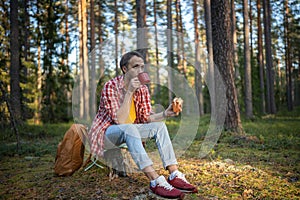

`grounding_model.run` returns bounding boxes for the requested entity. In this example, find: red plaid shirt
[88,75,152,157]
